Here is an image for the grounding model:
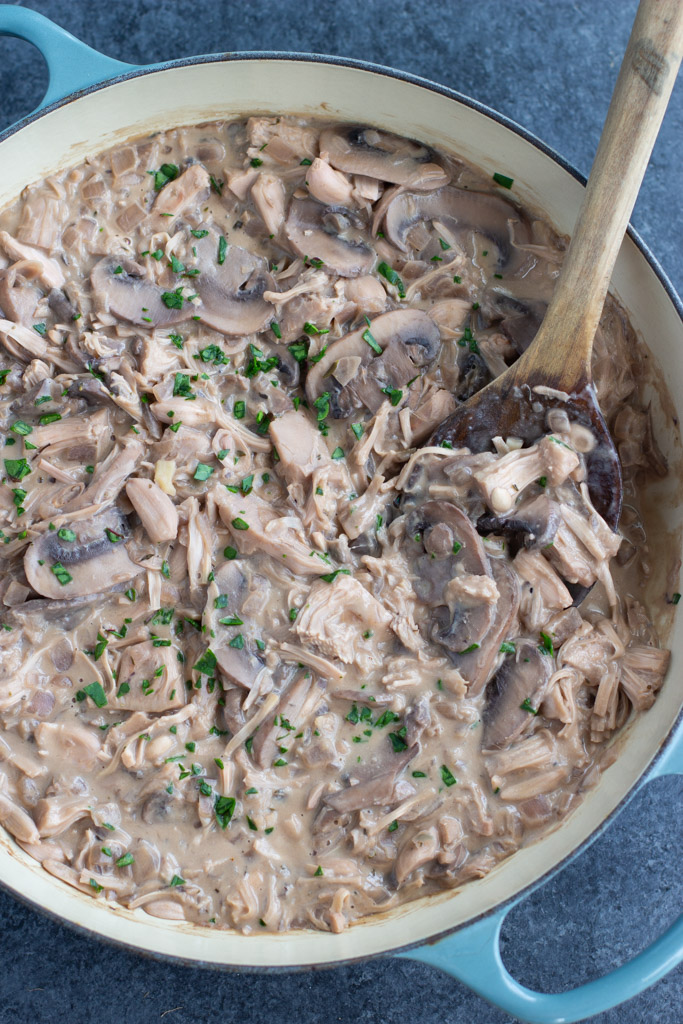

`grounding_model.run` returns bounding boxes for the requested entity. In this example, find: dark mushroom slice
[7,595,99,632]
[284,198,375,278]
[455,350,492,401]
[455,559,521,695]
[323,742,419,813]
[478,494,561,553]
[24,508,139,600]
[406,500,496,654]
[320,125,449,188]
[90,256,193,328]
[305,308,441,416]
[488,291,547,355]
[483,640,553,750]
[251,675,313,769]
[193,236,275,335]
[383,187,532,272]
